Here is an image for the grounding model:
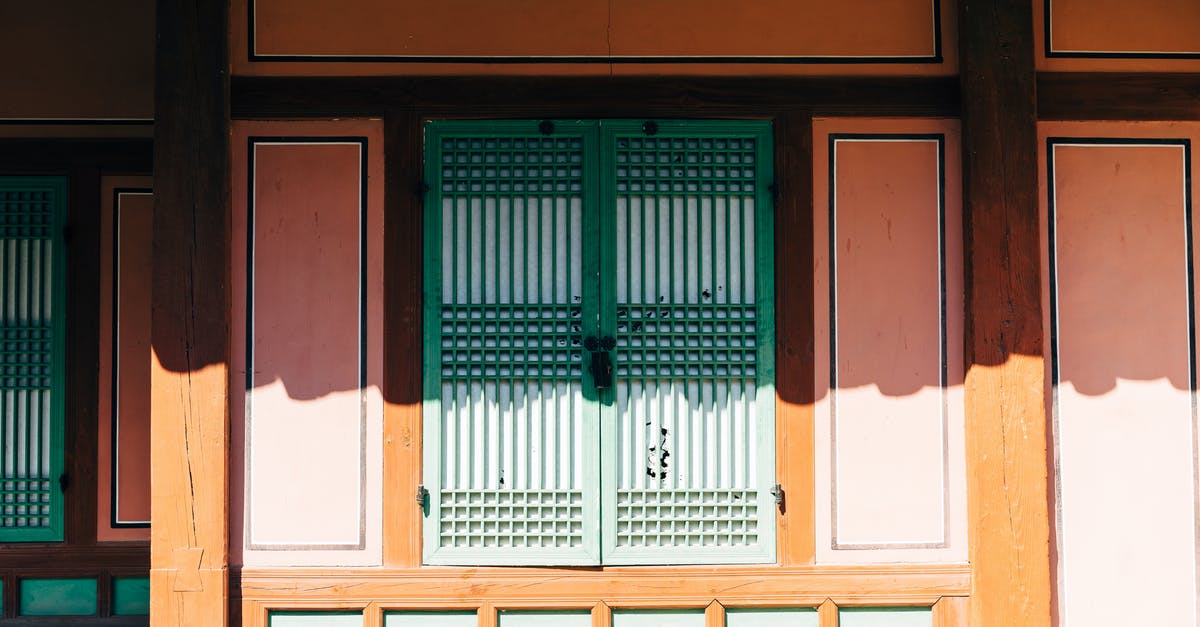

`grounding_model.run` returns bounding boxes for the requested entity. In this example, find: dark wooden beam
[151,0,230,622]
[0,139,152,172]
[1039,72,1200,120]
[958,0,1052,626]
[231,76,960,119]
